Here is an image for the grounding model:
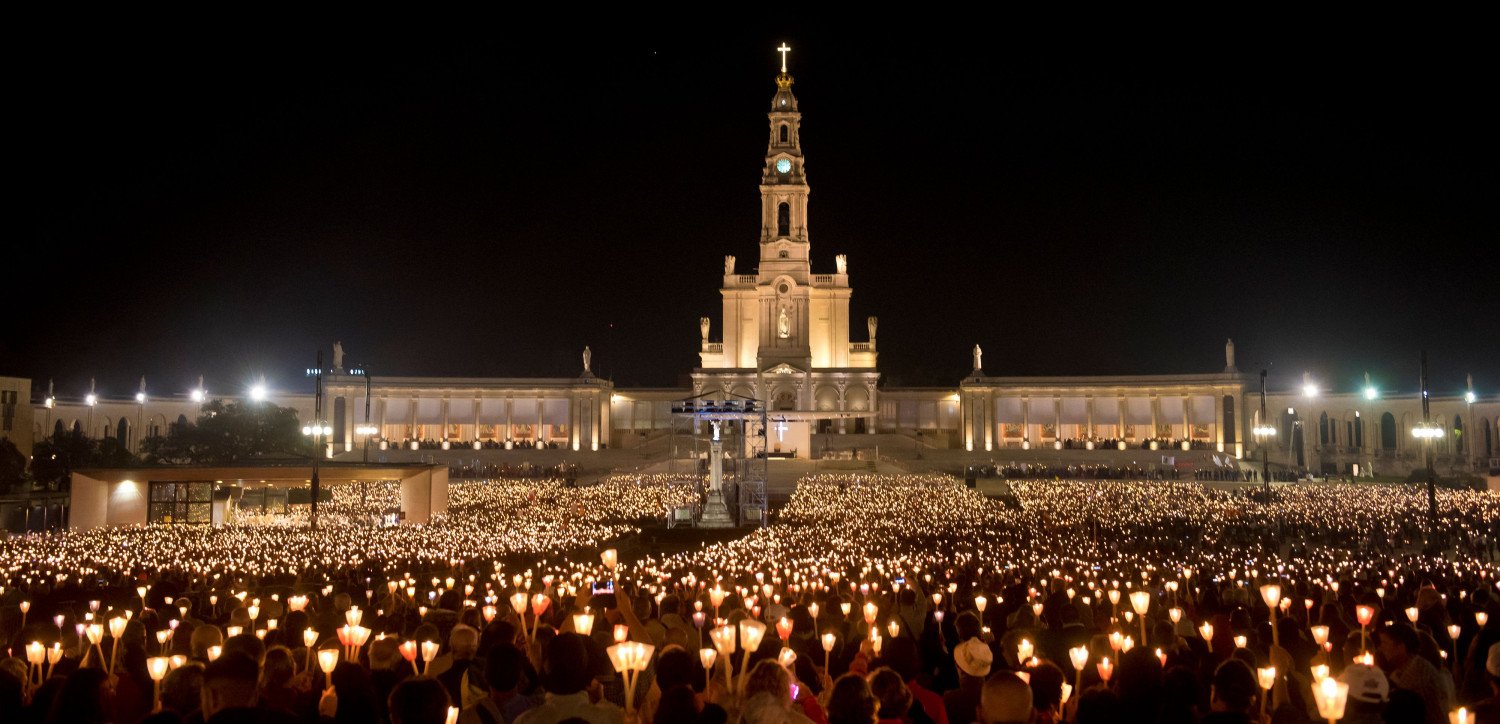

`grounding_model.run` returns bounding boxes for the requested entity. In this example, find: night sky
[9,22,1496,401]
